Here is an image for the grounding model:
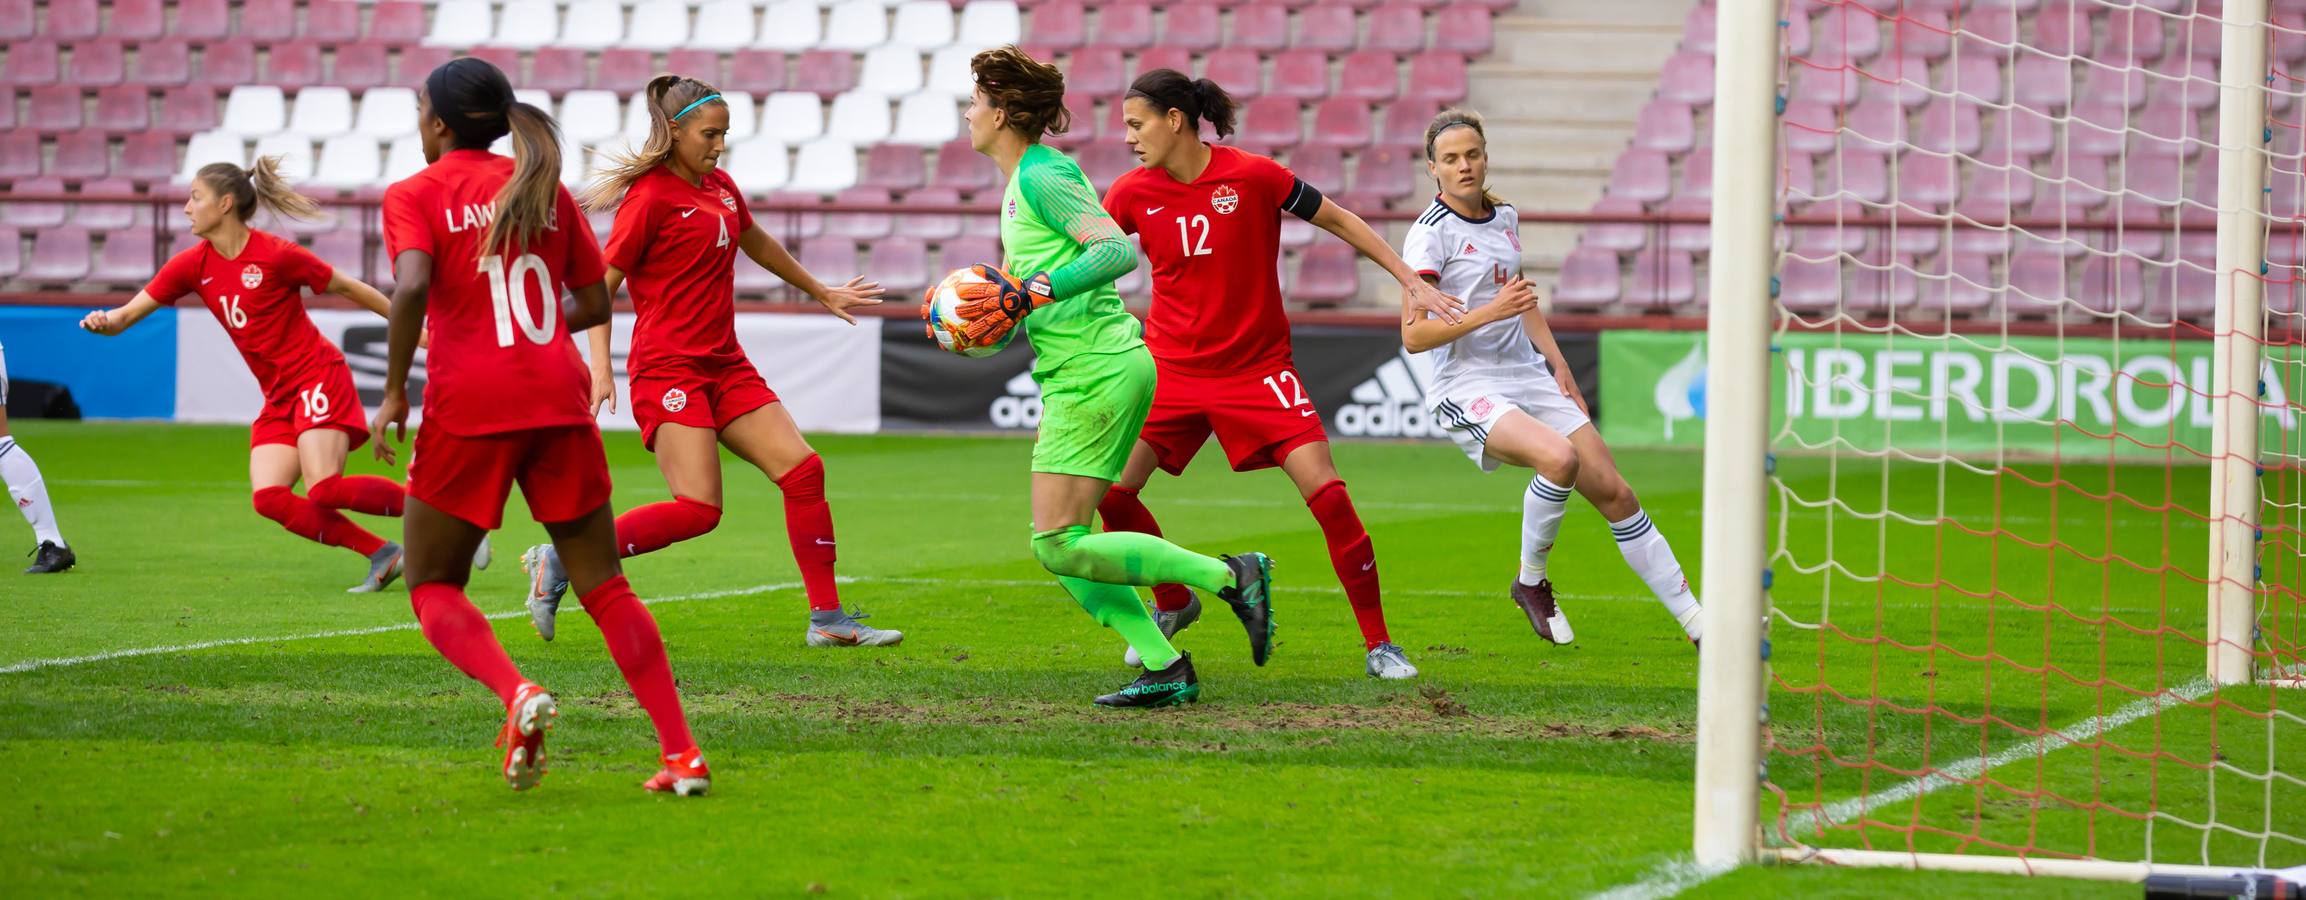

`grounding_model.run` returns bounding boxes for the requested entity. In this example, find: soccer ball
[924,267,1016,358]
